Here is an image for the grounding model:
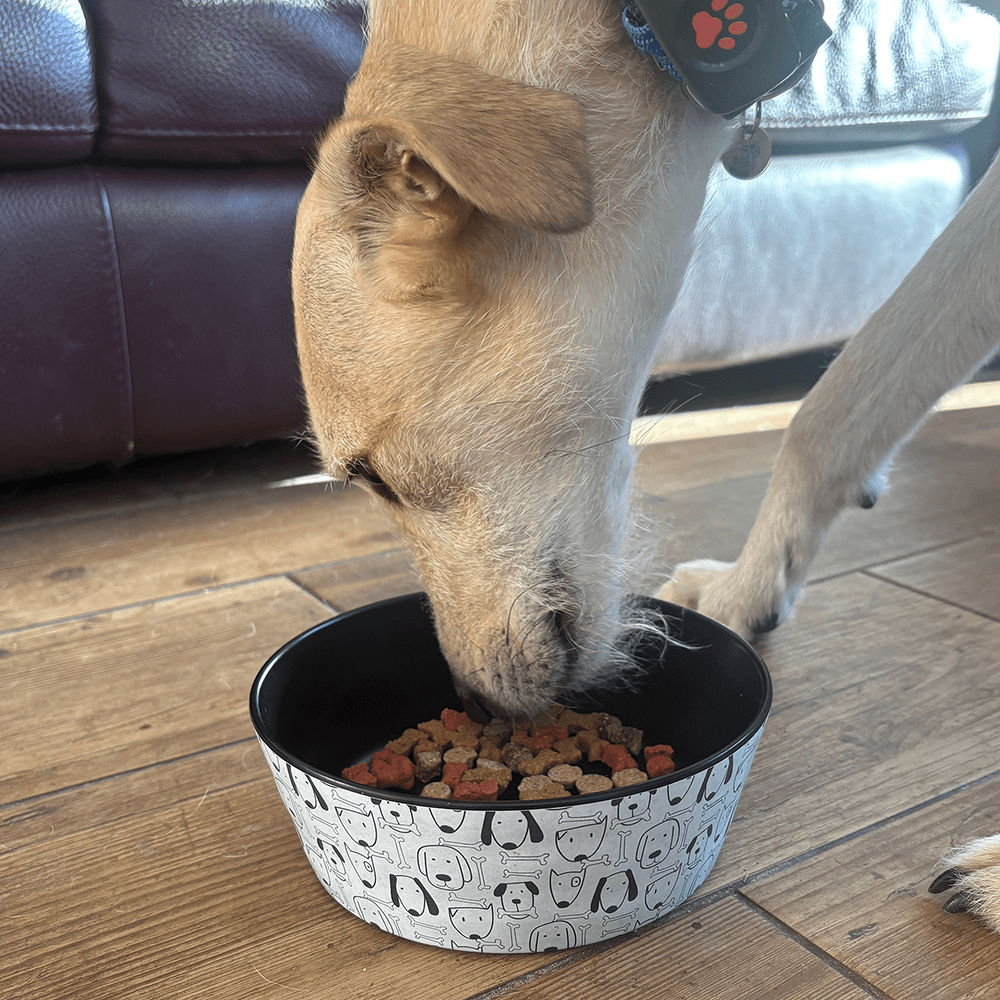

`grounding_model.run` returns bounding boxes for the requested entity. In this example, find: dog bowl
[249,593,770,953]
